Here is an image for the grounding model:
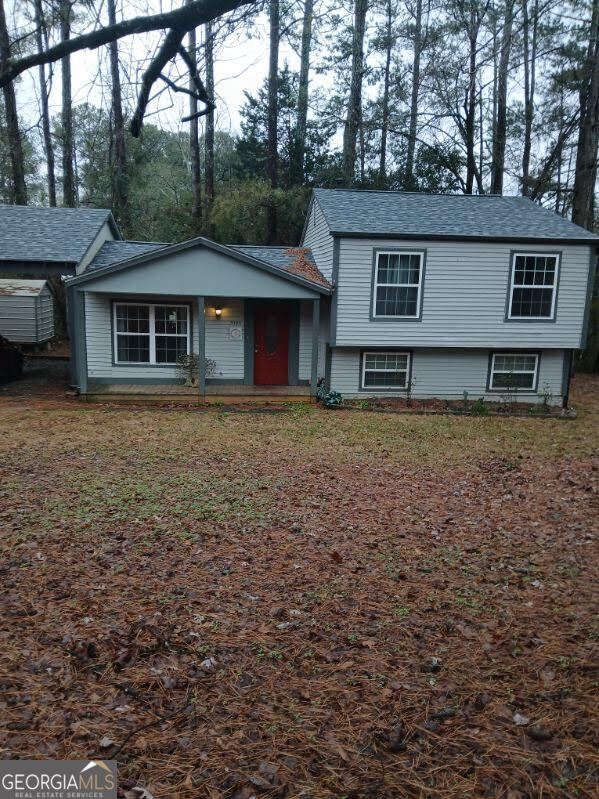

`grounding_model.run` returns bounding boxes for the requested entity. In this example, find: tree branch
[0,0,256,88]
